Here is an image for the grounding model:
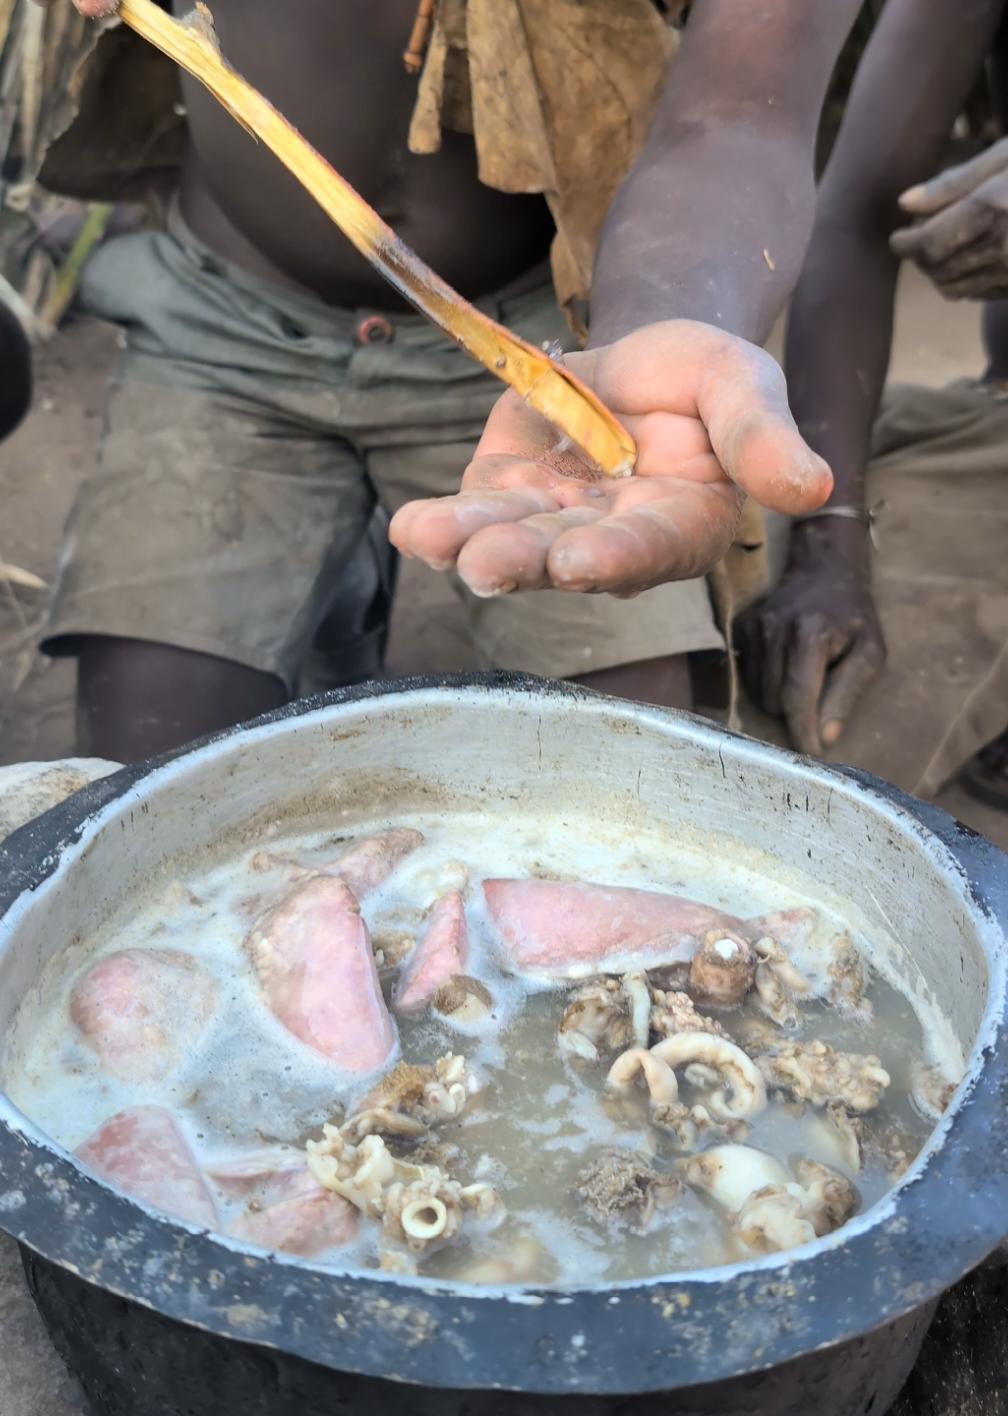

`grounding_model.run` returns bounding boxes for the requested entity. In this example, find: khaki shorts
[43,208,723,691]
